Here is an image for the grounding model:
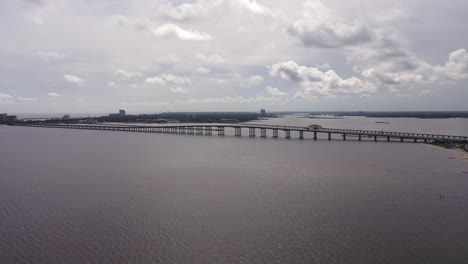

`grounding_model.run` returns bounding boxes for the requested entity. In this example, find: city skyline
[1,0,468,113]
